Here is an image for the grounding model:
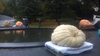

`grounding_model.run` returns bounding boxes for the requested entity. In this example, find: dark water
[0,28,95,43]
[0,29,53,43]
